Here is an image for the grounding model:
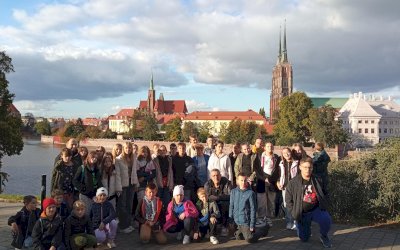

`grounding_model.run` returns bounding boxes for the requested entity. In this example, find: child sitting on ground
[32,198,64,250]
[8,195,41,249]
[91,187,118,248]
[163,185,199,245]
[64,200,97,250]
[51,189,70,222]
[194,187,220,245]
[135,183,167,244]
[229,173,259,243]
